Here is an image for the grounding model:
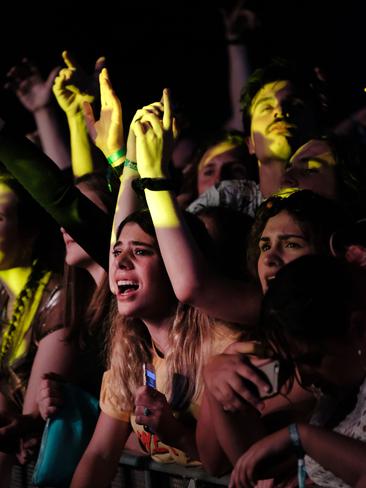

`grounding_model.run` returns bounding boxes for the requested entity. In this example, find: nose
[281,167,299,188]
[263,247,284,268]
[115,249,133,270]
